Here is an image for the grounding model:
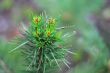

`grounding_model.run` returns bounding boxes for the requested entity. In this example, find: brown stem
[37,48,43,73]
